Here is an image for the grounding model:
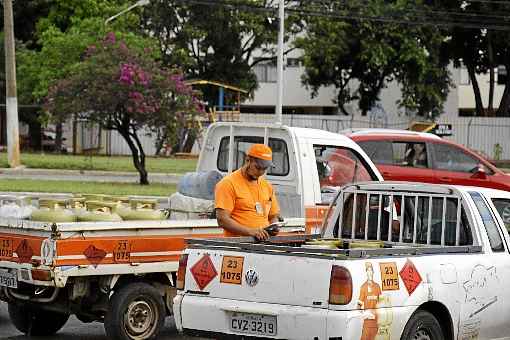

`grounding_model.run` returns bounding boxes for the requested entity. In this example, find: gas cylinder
[31,199,76,222]
[120,199,167,220]
[77,201,122,222]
